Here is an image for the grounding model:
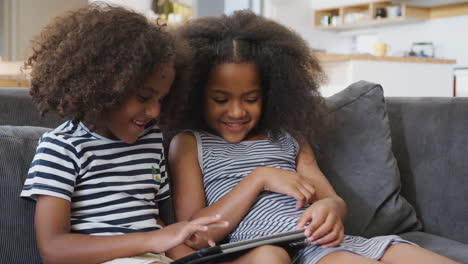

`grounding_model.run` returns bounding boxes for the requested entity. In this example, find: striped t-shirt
[21,121,169,236]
